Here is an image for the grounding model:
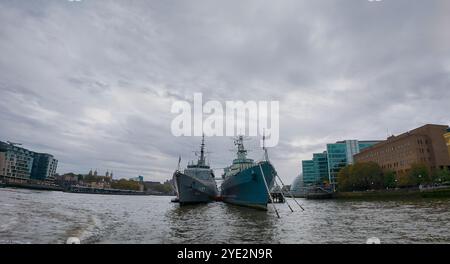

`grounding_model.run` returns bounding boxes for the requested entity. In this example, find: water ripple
[1,188,449,244]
